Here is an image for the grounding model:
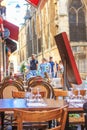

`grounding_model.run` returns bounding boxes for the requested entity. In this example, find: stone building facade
[18,0,87,78]
[18,26,27,63]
